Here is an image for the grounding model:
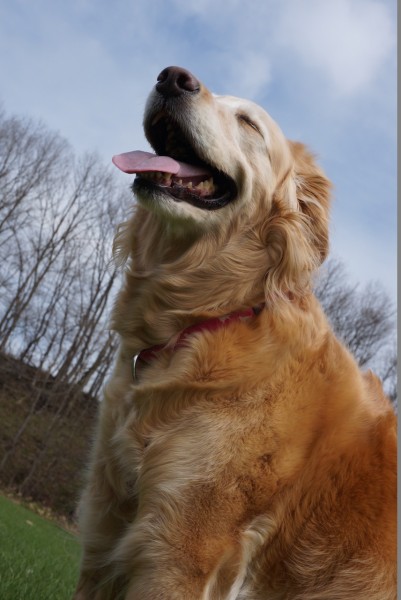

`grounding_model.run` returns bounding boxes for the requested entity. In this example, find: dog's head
[113,67,331,305]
